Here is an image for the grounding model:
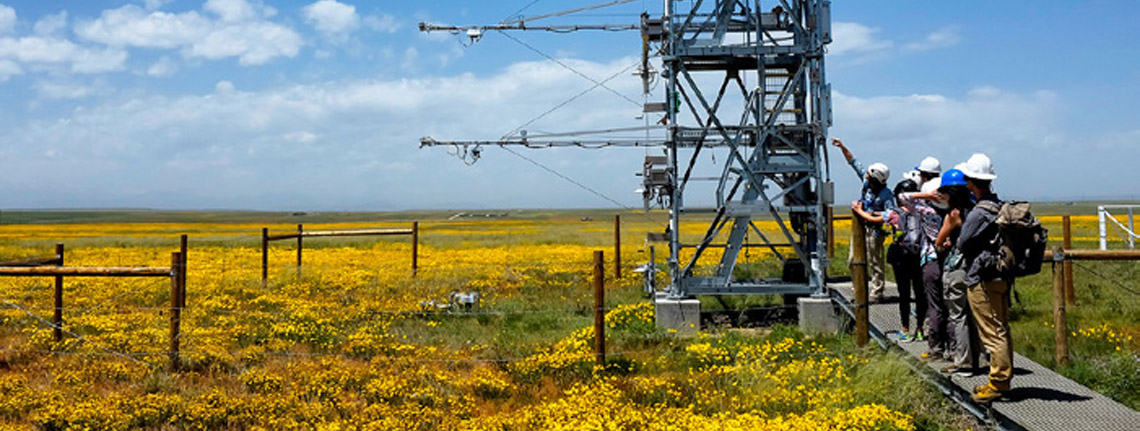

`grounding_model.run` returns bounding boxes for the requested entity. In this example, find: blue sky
[0,0,1137,210]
